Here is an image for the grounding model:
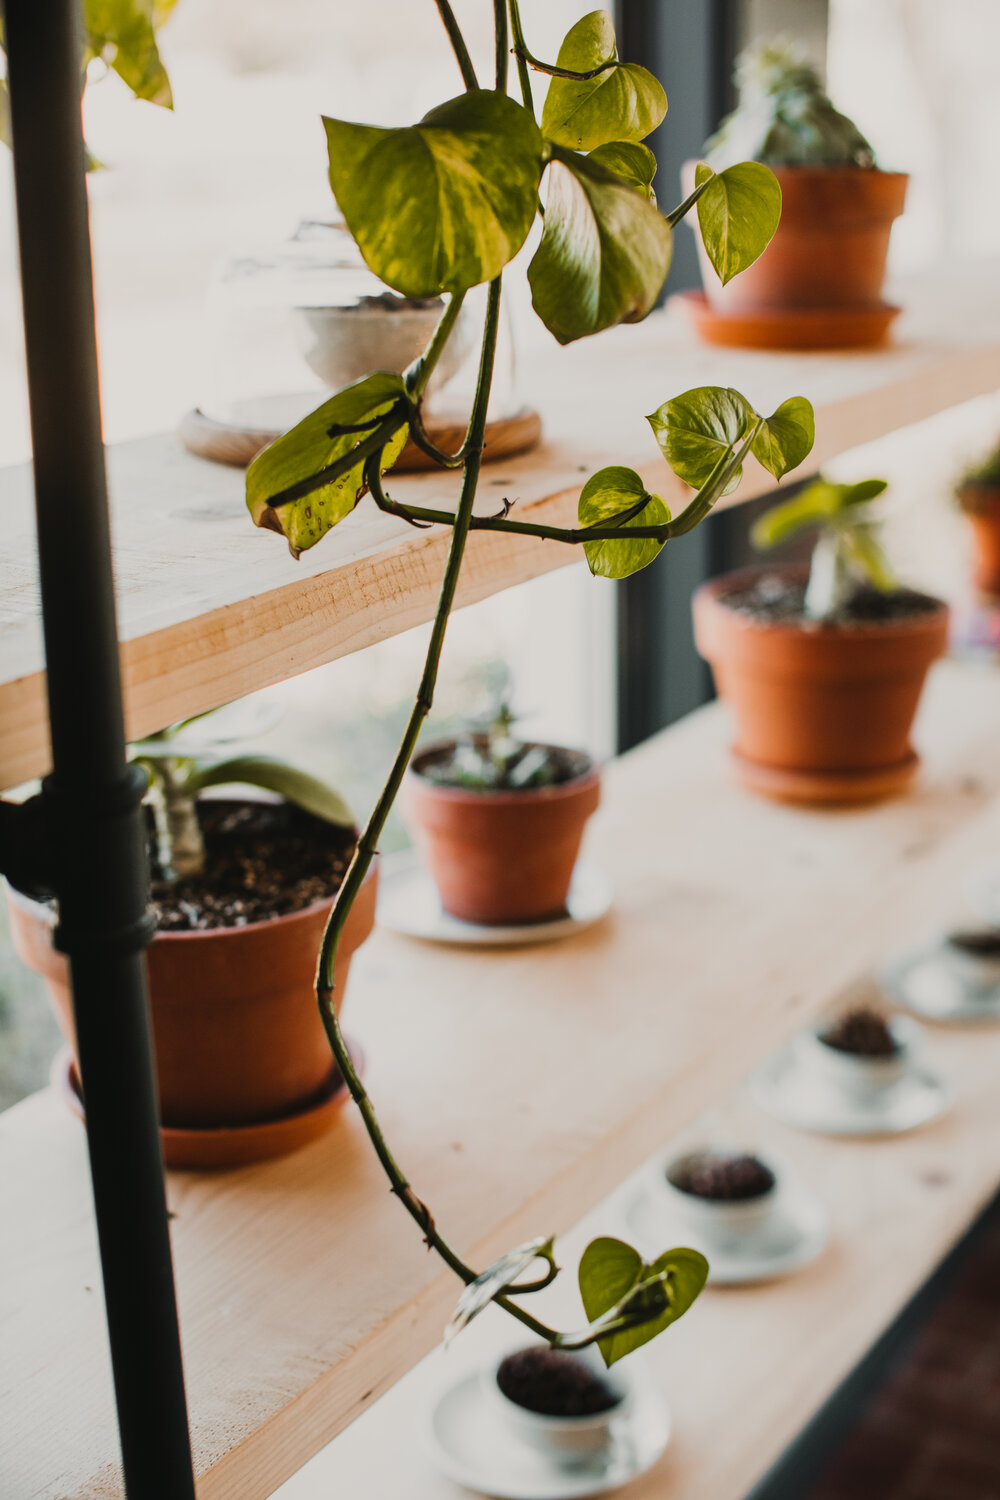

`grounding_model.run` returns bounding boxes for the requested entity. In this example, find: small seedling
[751,475,893,621]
